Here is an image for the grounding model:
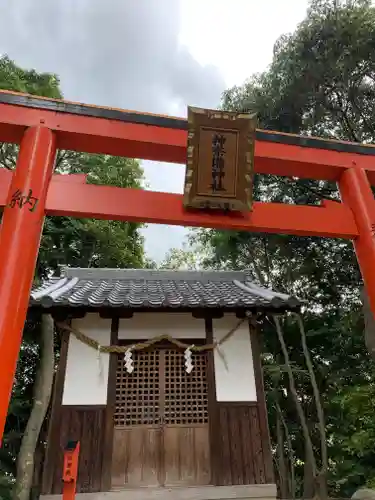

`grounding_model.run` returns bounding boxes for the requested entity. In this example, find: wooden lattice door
[111,347,210,488]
